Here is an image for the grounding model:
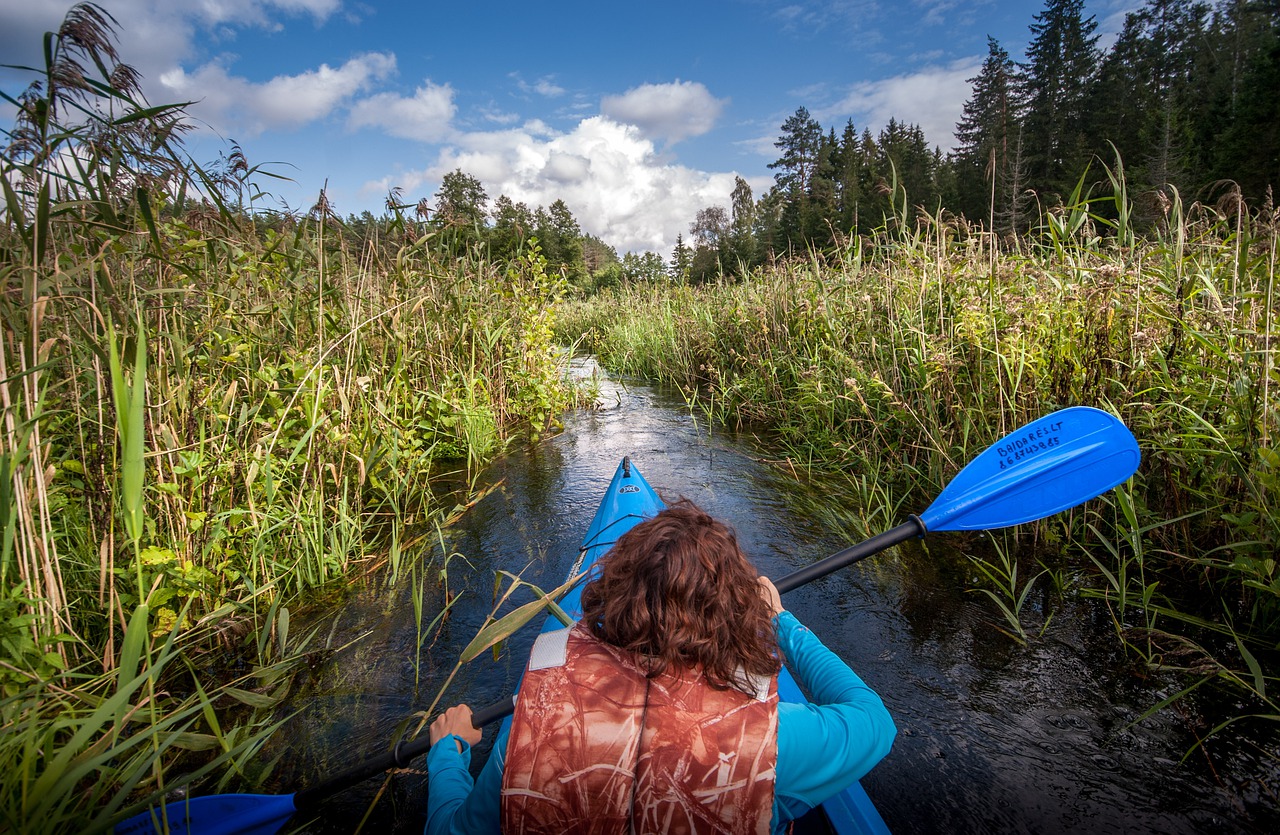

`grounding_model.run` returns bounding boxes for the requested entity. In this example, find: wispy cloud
[510,72,566,98]
[160,52,396,135]
[601,80,727,145]
[187,0,343,28]
[768,0,882,35]
[911,0,961,27]
[477,104,521,125]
